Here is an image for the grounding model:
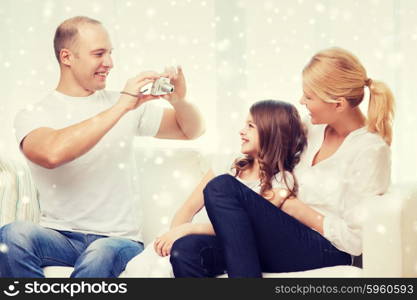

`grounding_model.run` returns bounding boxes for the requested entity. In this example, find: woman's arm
[267,187,324,234]
[280,197,324,235]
